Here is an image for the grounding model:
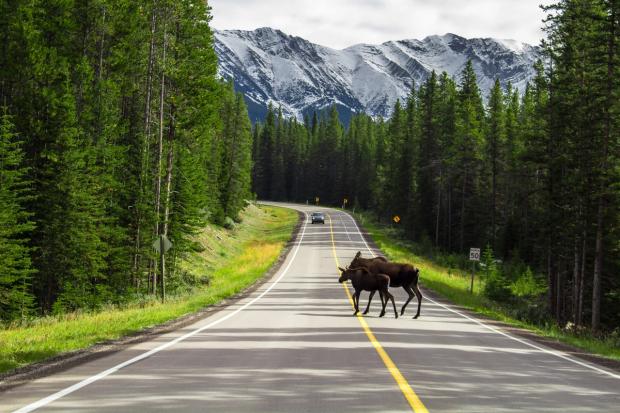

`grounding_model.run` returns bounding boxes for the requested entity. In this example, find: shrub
[223,216,236,230]
[510,295,549,324]
[511,267,546,297]
[482,245,512,302]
